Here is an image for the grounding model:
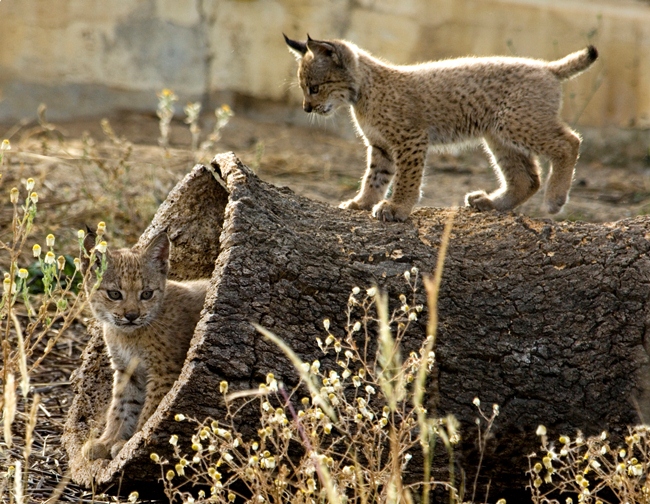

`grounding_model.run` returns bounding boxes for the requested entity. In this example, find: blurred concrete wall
[0,0,648,131]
